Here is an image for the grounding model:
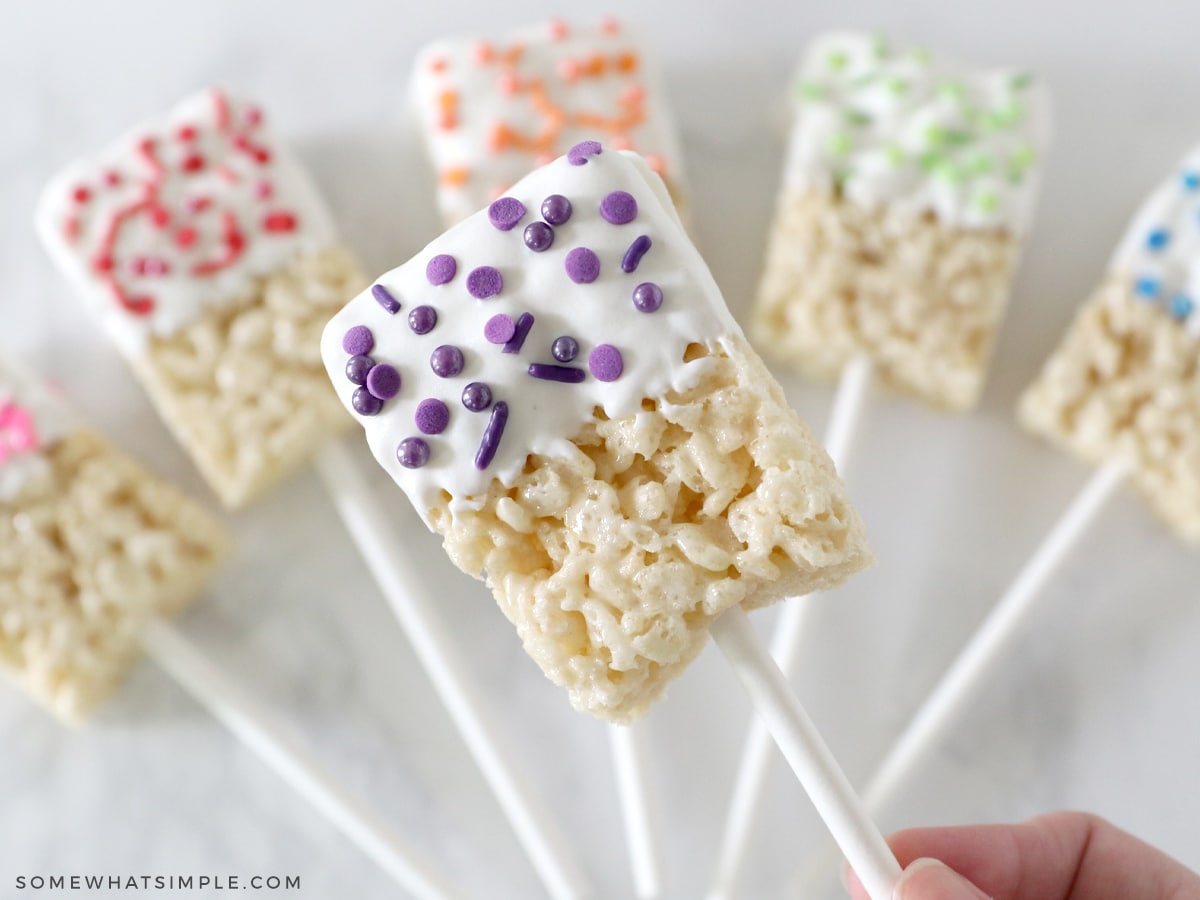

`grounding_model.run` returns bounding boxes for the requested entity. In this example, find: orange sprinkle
[440,167,470,186]
[429,56,448,73]
[585,53,607,75]
[471,41,494,64]
[439,113,457,131]
[438,90,458,111]
[616,52,638,73]
[547,18,568,40]
[502,44,525,65]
